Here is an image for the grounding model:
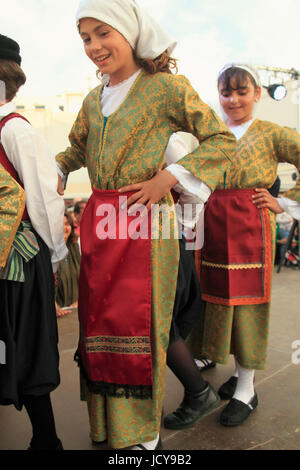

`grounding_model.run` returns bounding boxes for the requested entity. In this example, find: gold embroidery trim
[202,261,264,270]
[85,335,151,355]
